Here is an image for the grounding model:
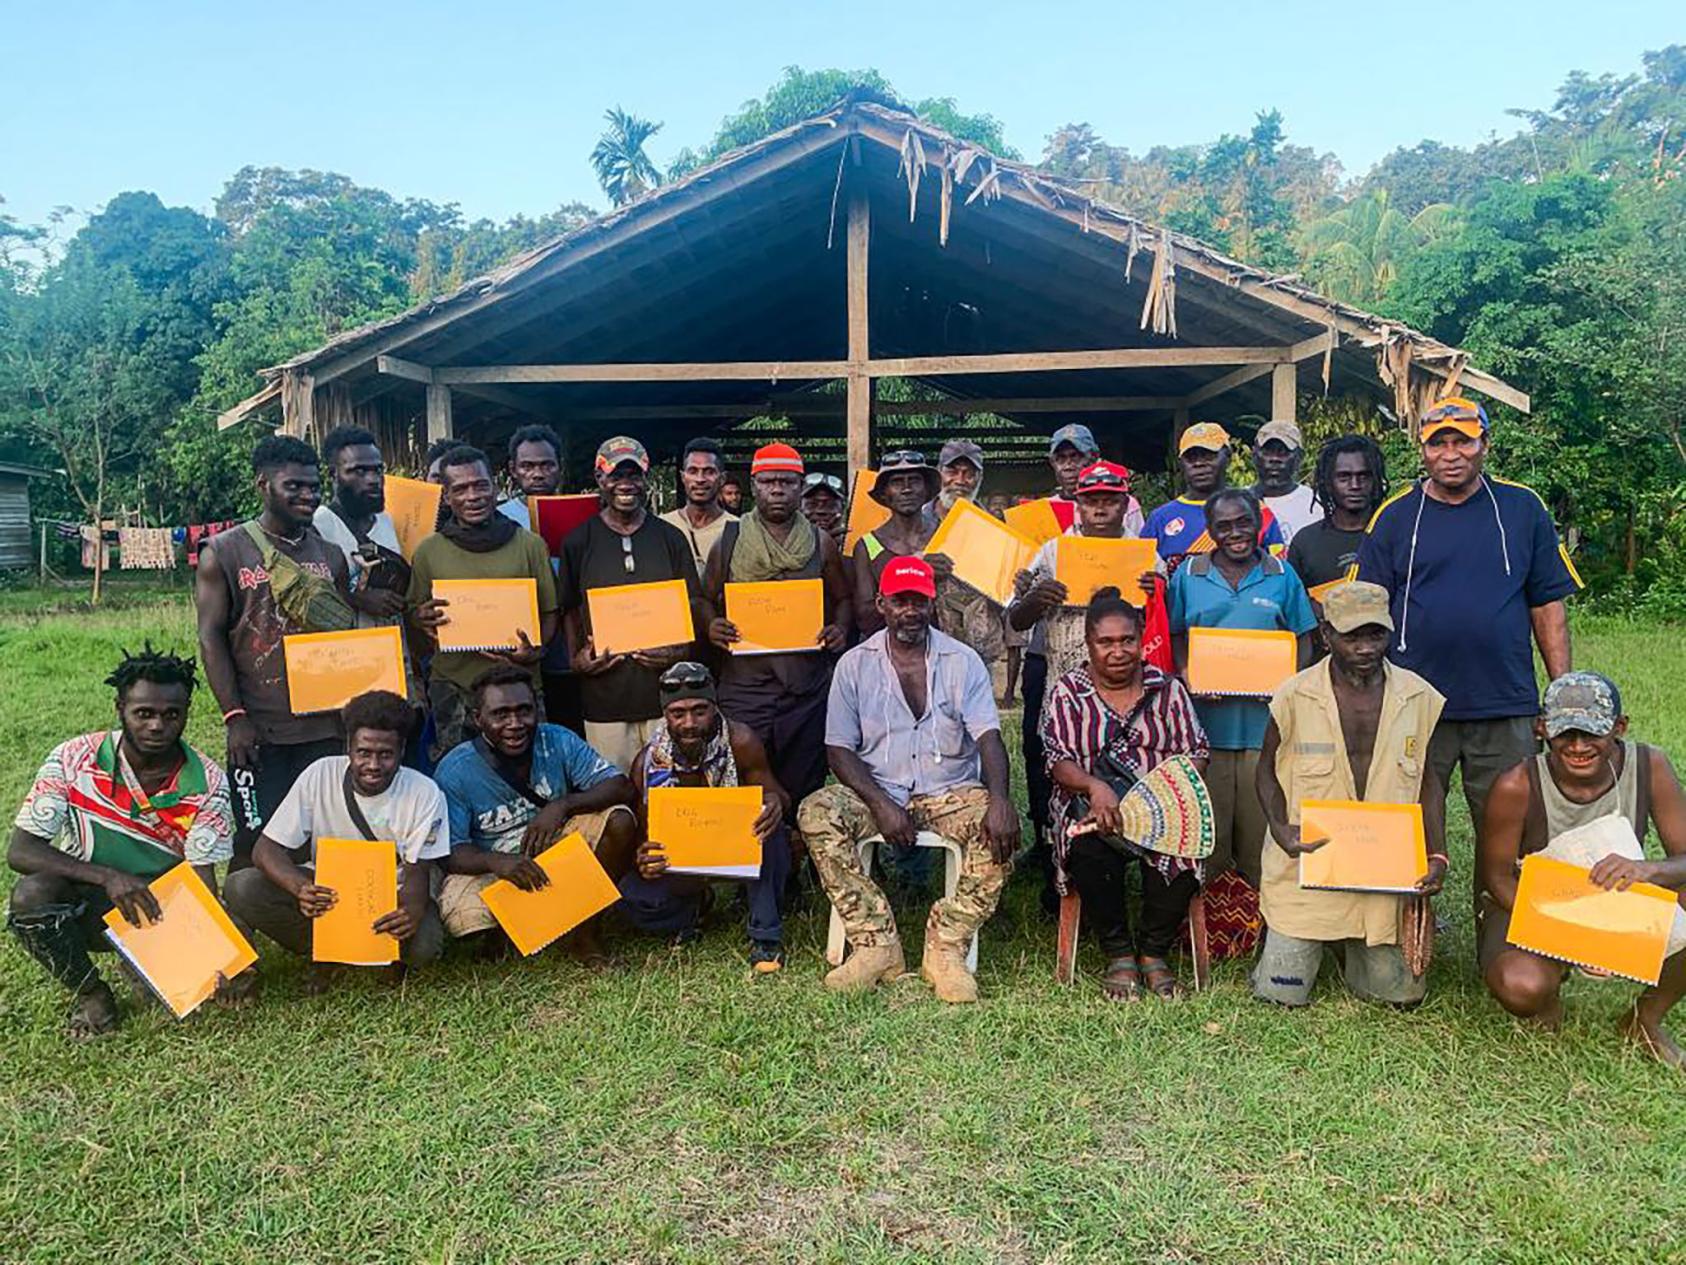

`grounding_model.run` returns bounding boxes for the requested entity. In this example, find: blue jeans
[617,825,792,944]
